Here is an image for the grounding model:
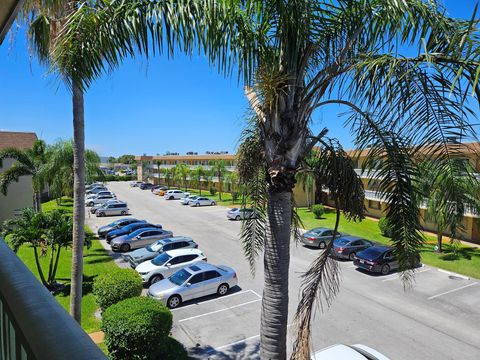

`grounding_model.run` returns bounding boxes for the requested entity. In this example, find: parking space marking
[178,298,262,323]
[171,289,260,312]
[381,267,432,282]
[428,282,478,300]
[250,289,262,298]
[210,334,260,353]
